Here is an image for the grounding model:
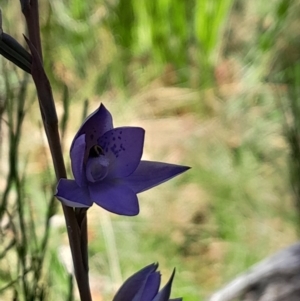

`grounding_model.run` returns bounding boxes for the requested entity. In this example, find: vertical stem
[20,0,43,60]
[19,0,92,300]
